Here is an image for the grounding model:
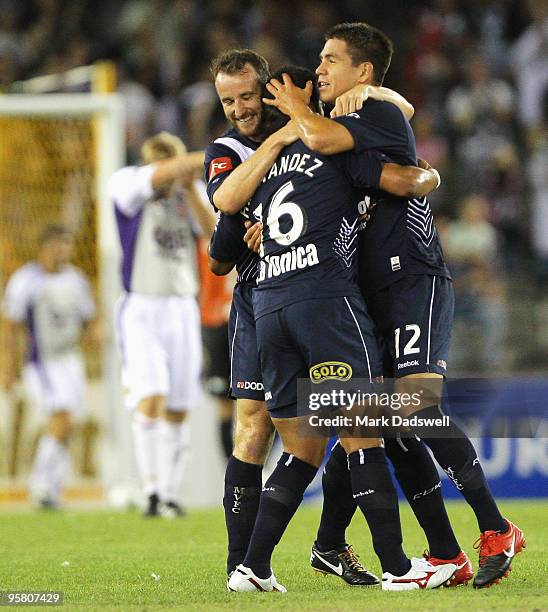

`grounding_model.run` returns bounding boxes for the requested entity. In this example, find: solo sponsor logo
[309,361,352,384]
[236,381,264,390]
